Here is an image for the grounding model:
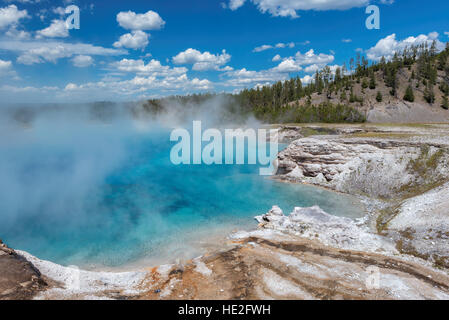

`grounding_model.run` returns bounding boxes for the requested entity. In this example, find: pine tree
[439,83,449,96]
[424,83,435,104]
[349,88,356,103]
[403,85,415,102]
[306,95,312,106]
[376,91,383,102]
[385,67,397,96]
[362,78,368,89]
[442,96,449,110]
[295,77,303,99]
[369,72,376,89]
[315,72,324,95]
